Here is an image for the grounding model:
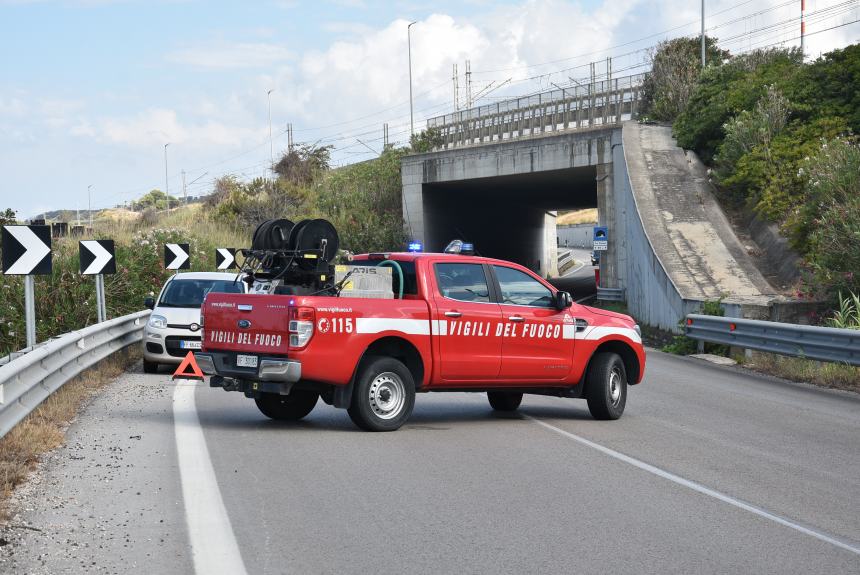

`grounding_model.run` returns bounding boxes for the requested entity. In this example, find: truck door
[431,262,502,381]
[491,265,573,381]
